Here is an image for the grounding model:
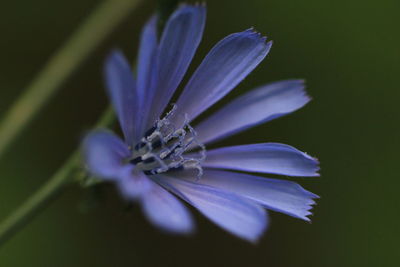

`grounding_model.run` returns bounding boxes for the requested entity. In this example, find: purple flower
[83,4,319,242]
